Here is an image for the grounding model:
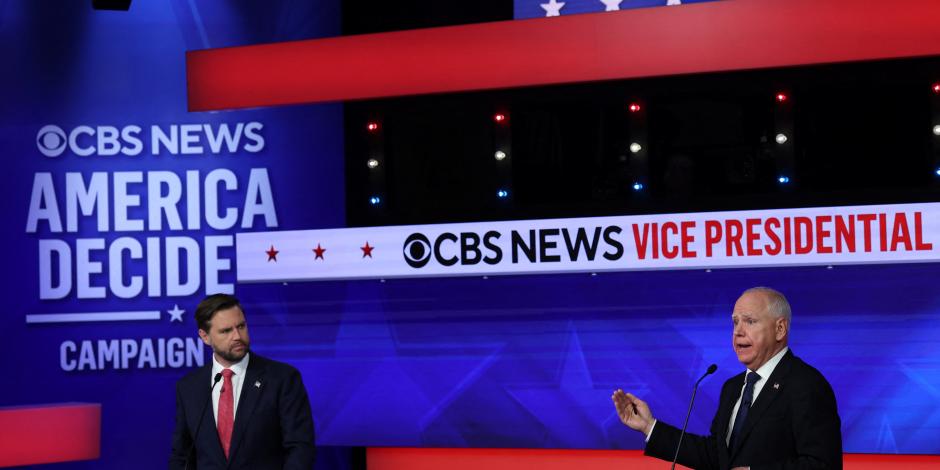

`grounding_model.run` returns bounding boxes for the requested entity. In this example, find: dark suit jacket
[169,353,316,470]
[645,350,842,470]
